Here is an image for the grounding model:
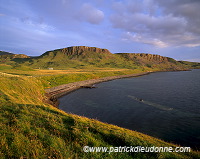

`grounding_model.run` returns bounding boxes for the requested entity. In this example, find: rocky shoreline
[44,72,150,106]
